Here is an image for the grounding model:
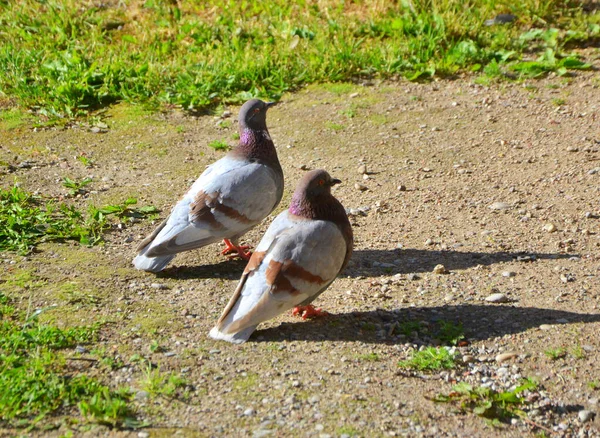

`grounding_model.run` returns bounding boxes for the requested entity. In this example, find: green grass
[544,347,567,360]
[62,176,93,197]
[0,292,137,428]
[140,362,188,399]
[398,347,457,372]
[208,139,231,151]
[434,379,538,425]
[0,1,598,121]
[357,352,380,362]
[0,185,158,254]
